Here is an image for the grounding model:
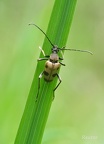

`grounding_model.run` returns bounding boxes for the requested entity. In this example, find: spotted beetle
[29,24,93,101]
